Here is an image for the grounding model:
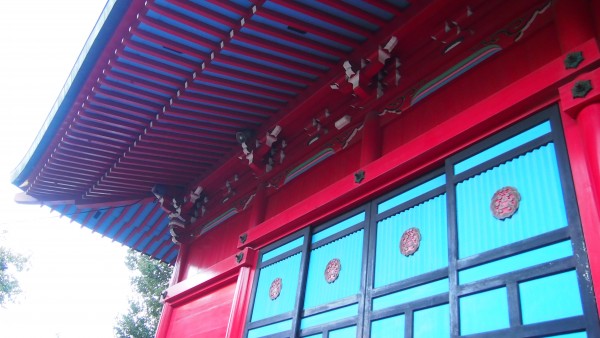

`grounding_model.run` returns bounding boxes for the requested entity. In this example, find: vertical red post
[248,182,266,228]
[577,104,600,213]
[360,112,382,166]
[554,0,600,315]
[226,266,256,337]
[553,0,595,52]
